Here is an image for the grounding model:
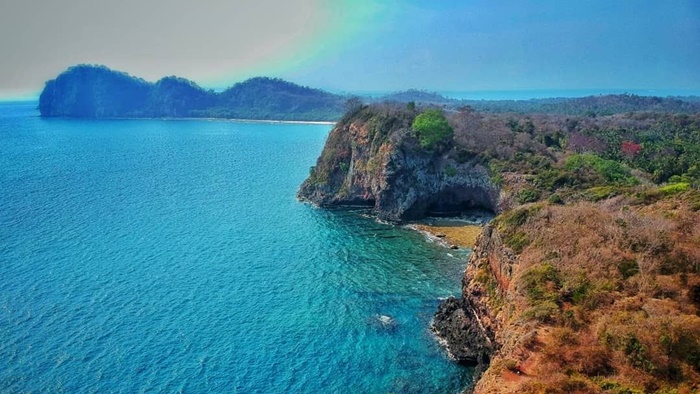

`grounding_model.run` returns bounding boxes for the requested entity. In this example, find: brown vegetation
[474,193,700,393]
